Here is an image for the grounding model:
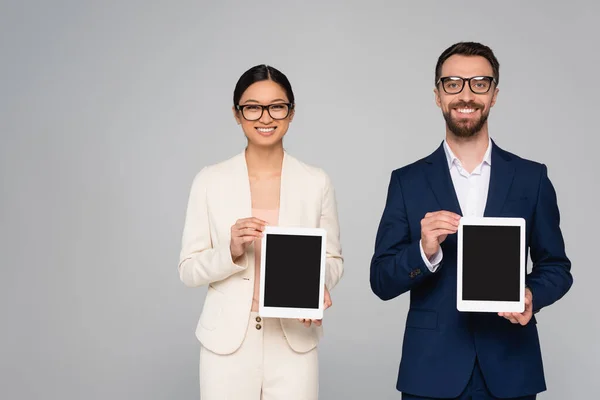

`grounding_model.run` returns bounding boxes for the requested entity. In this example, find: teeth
[457,108,476,113]
[257,128,275,132]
